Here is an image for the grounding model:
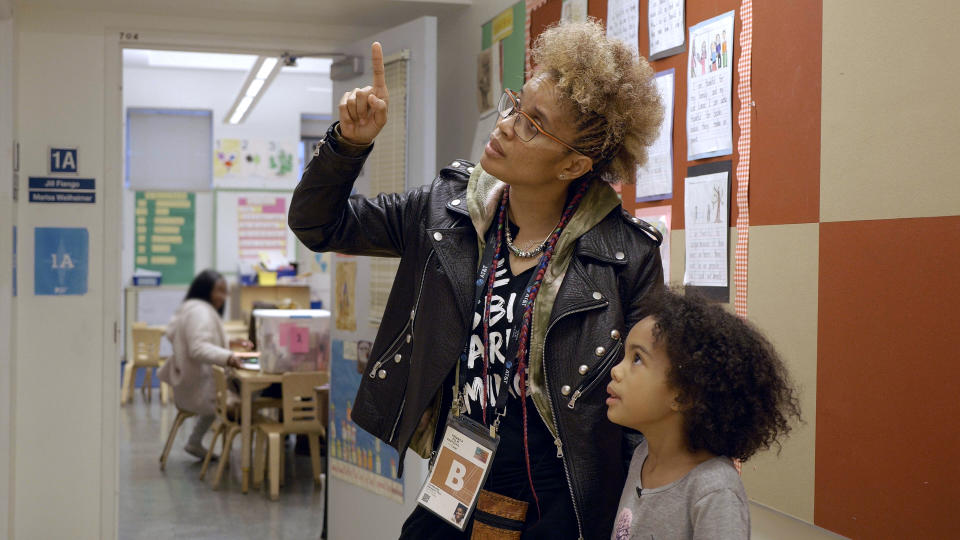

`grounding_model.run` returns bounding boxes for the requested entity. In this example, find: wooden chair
[253,371,328,500]
[159,407,195,472]
[201,366,278,489]
[122,323,170,405]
